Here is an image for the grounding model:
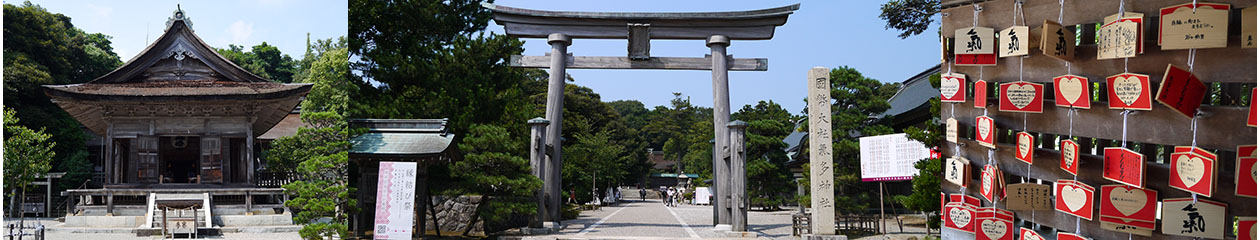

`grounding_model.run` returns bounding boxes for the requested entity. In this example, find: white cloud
[85,4,112,18]
[226,20,254,44]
